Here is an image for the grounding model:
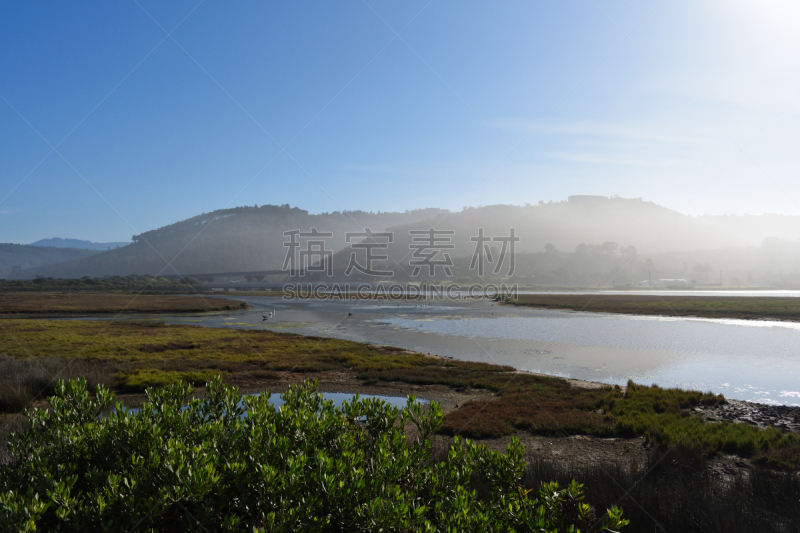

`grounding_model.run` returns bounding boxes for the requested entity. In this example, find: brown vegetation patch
[0,292,248,315]
[442,391,615,439]
[138,341,202,353]
[0,355,118,412]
